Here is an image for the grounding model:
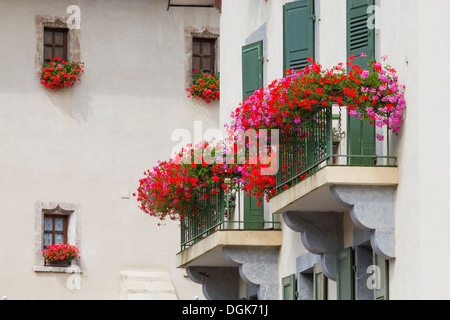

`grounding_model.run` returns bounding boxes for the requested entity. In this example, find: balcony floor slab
[176,230,282,268]
[270,166,398,215]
